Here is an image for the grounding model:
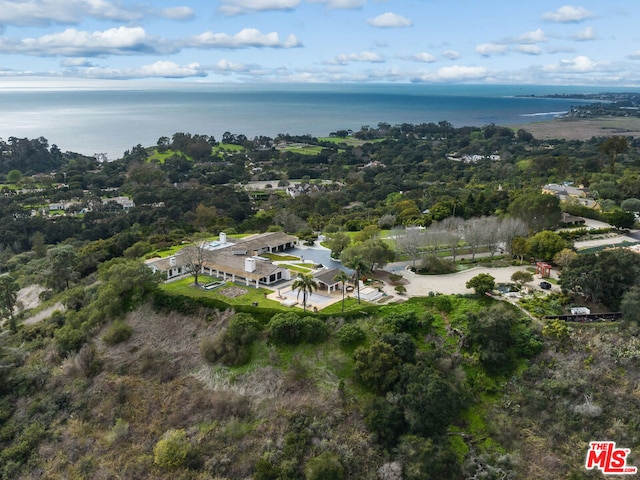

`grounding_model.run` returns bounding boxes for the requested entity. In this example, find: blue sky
[0,0,639,86]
